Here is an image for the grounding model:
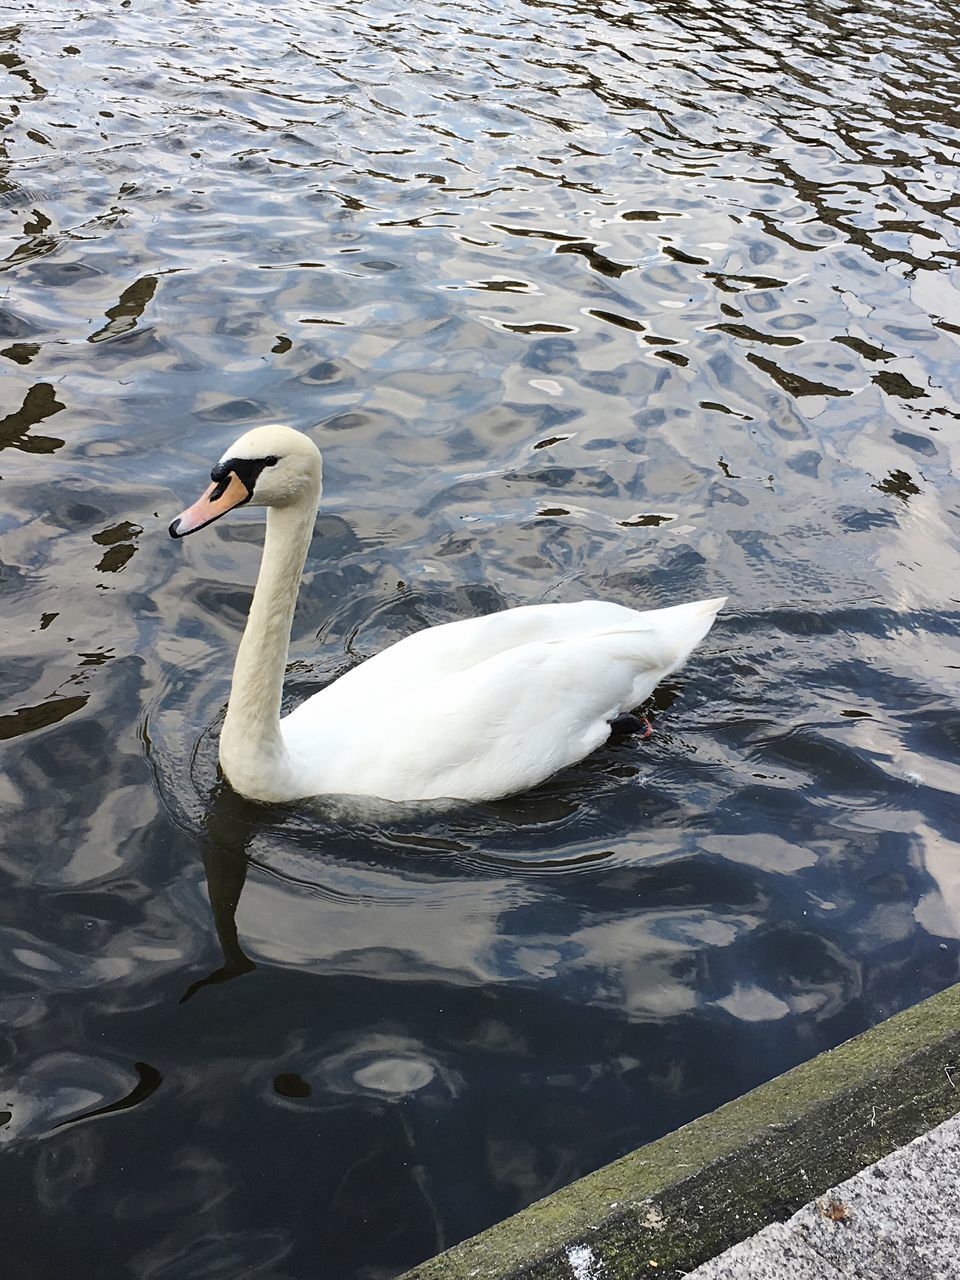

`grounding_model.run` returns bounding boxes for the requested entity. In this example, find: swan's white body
[171,425,725,805]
